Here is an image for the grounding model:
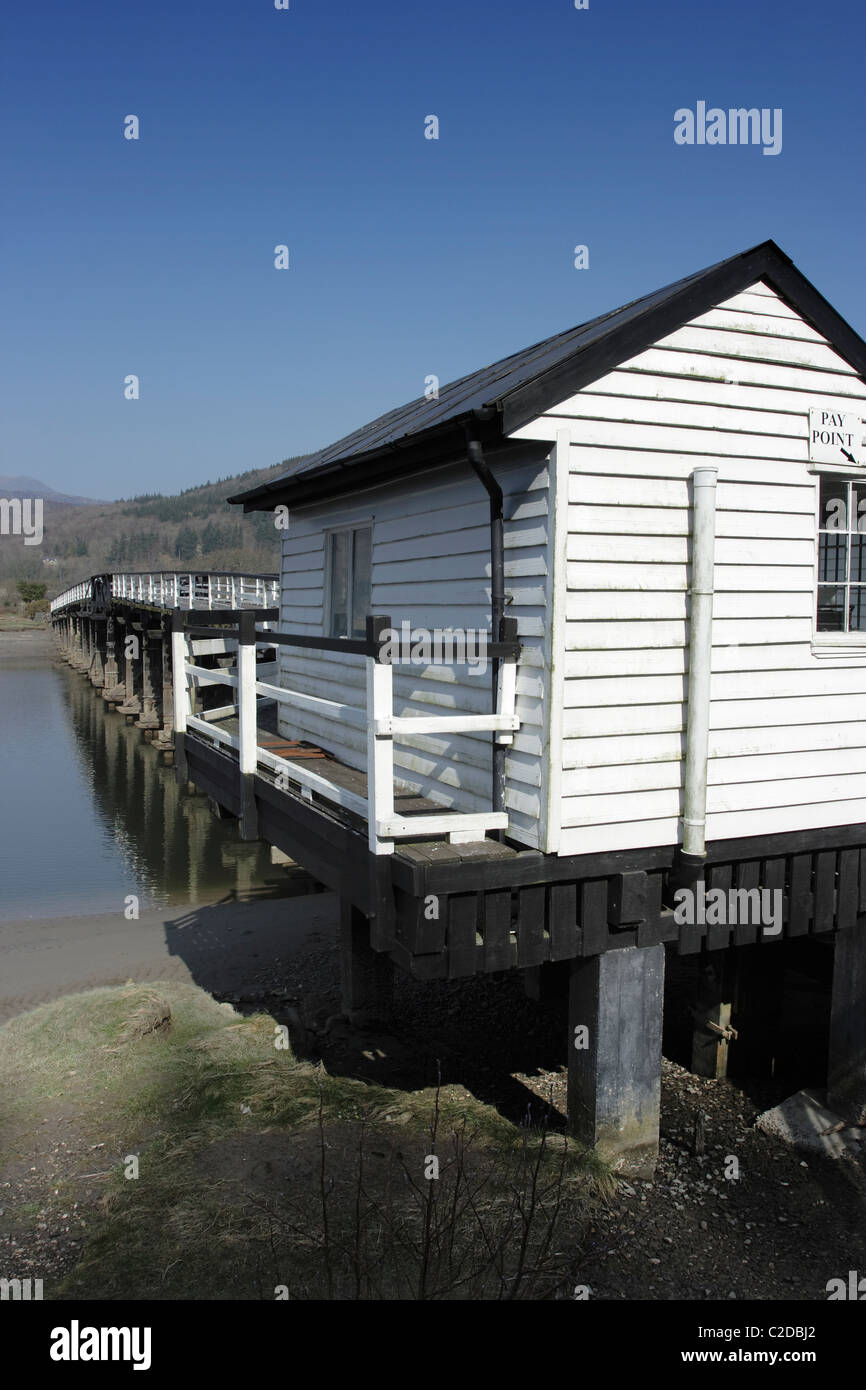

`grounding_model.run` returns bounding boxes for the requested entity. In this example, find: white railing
[173,615,520,854]
[50,571,279,614]
[49,580,91,613]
